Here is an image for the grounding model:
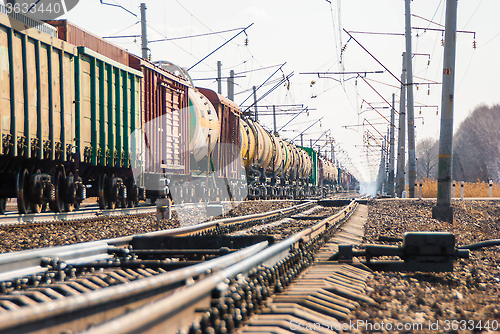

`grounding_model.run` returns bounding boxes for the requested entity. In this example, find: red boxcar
[46,20,130,66]
[129,54,190,178]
